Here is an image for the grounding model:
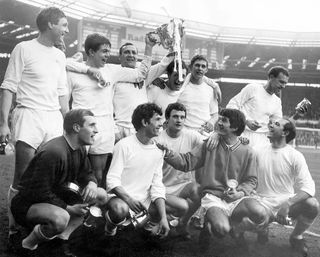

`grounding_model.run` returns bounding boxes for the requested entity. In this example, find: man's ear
[141,119,149,127]
[88,49,95,57]
[230,126,238,133]
[73,123,81,133]
[283,130,289,137]
[48,22,53,30]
